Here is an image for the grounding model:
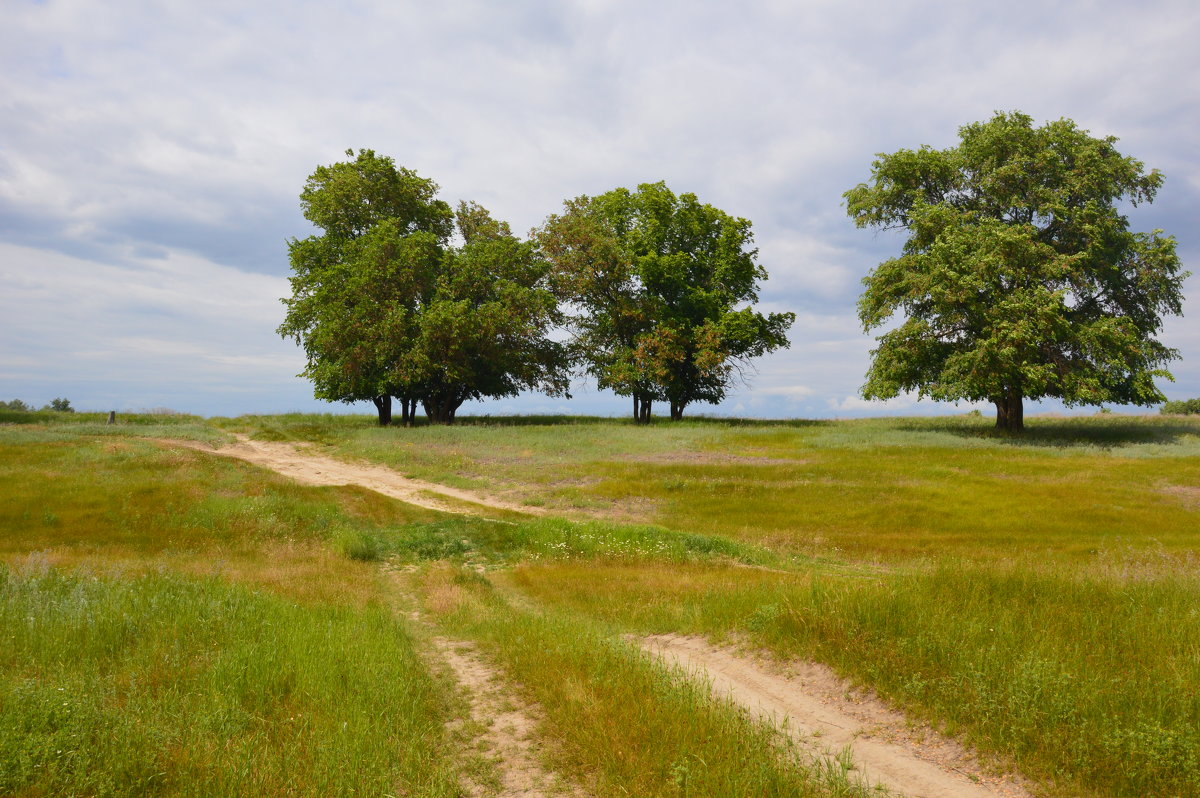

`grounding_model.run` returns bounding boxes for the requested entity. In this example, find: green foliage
[846,111,1188,431]
[1161,398,1200,415]
[45,397,74,412]
[279,150,568,424]
[1,399,31,411]
[538,182,793,420]
[334,516,774,567]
